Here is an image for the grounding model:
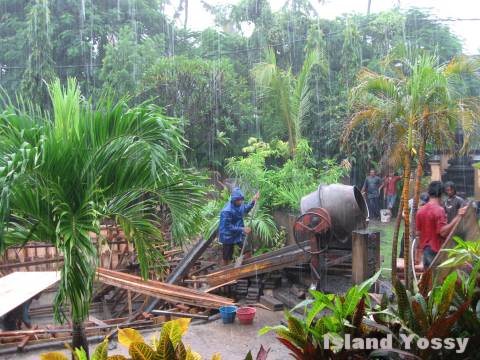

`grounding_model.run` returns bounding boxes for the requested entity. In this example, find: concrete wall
[273,209,298,246]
